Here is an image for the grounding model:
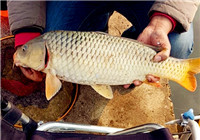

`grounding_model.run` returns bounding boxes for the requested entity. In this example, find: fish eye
[22,45,28,52]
